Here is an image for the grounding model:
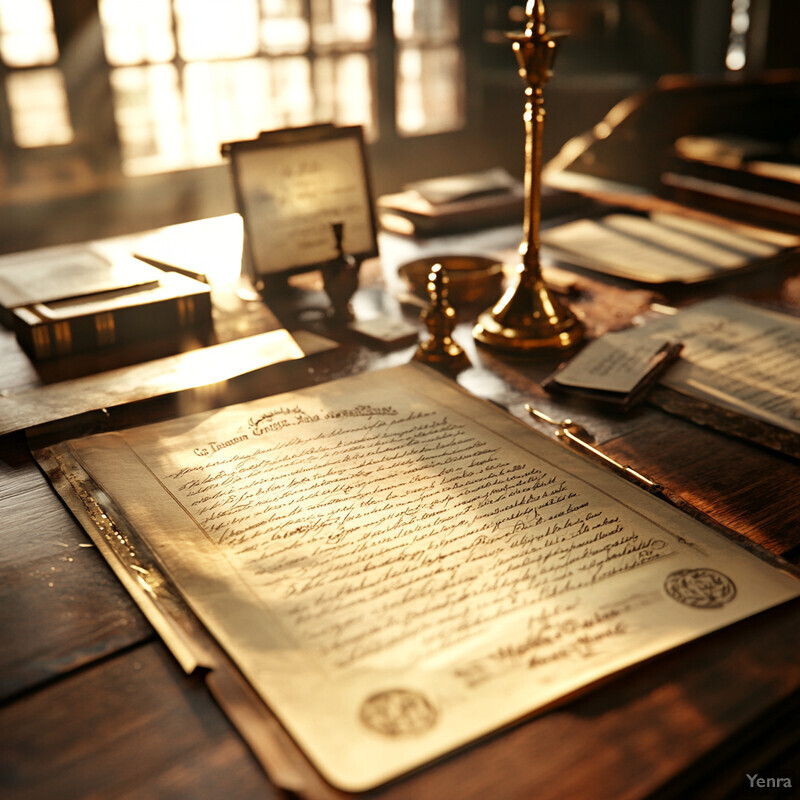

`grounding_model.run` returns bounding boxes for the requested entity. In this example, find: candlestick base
[472,268,583,352]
